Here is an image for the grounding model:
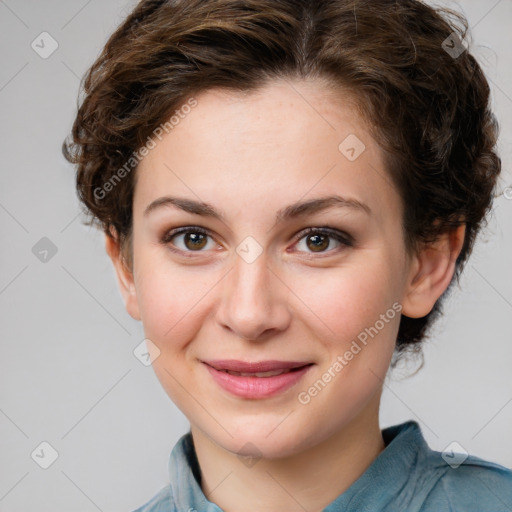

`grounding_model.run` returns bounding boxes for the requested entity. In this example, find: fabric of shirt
[131,420,512,511]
